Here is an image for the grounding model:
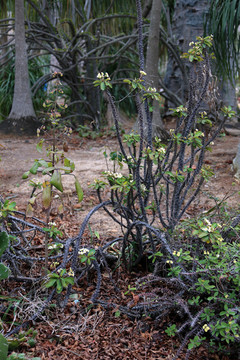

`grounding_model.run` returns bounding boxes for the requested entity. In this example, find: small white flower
[48,243,63,250]
[97,72,104,79]
[48,221,56,227]
[203,324,210,332]
[78,248,89,255]
[157,147,166,155]
[148,87,157,92]
[173,251,180,257]
[68,268,74,276]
